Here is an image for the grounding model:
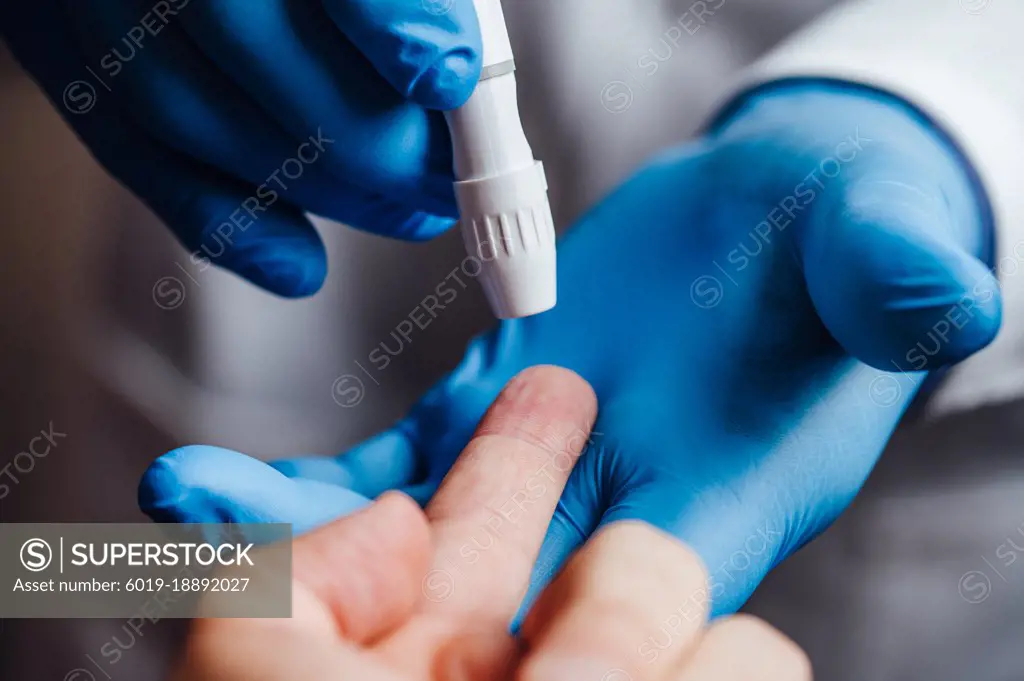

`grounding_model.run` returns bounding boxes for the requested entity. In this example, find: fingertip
[692,616,813,681]
[513,365,598,406]
[220,221,328,298]
[475,366,598,449]
[805,194,1002,371]
[139,446,370,530]
[352,491,433,561]
[144,162,329,298]
[139,445,268,522]
[831,248,1001,371]
[377,492,435,576]
[410,48,481,111]
[938,254,1002,360]
[519,522,709,681]
[375,491,434,545]
[294,491,432,643]
[138,452,188,522]
[320,0,482,111]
